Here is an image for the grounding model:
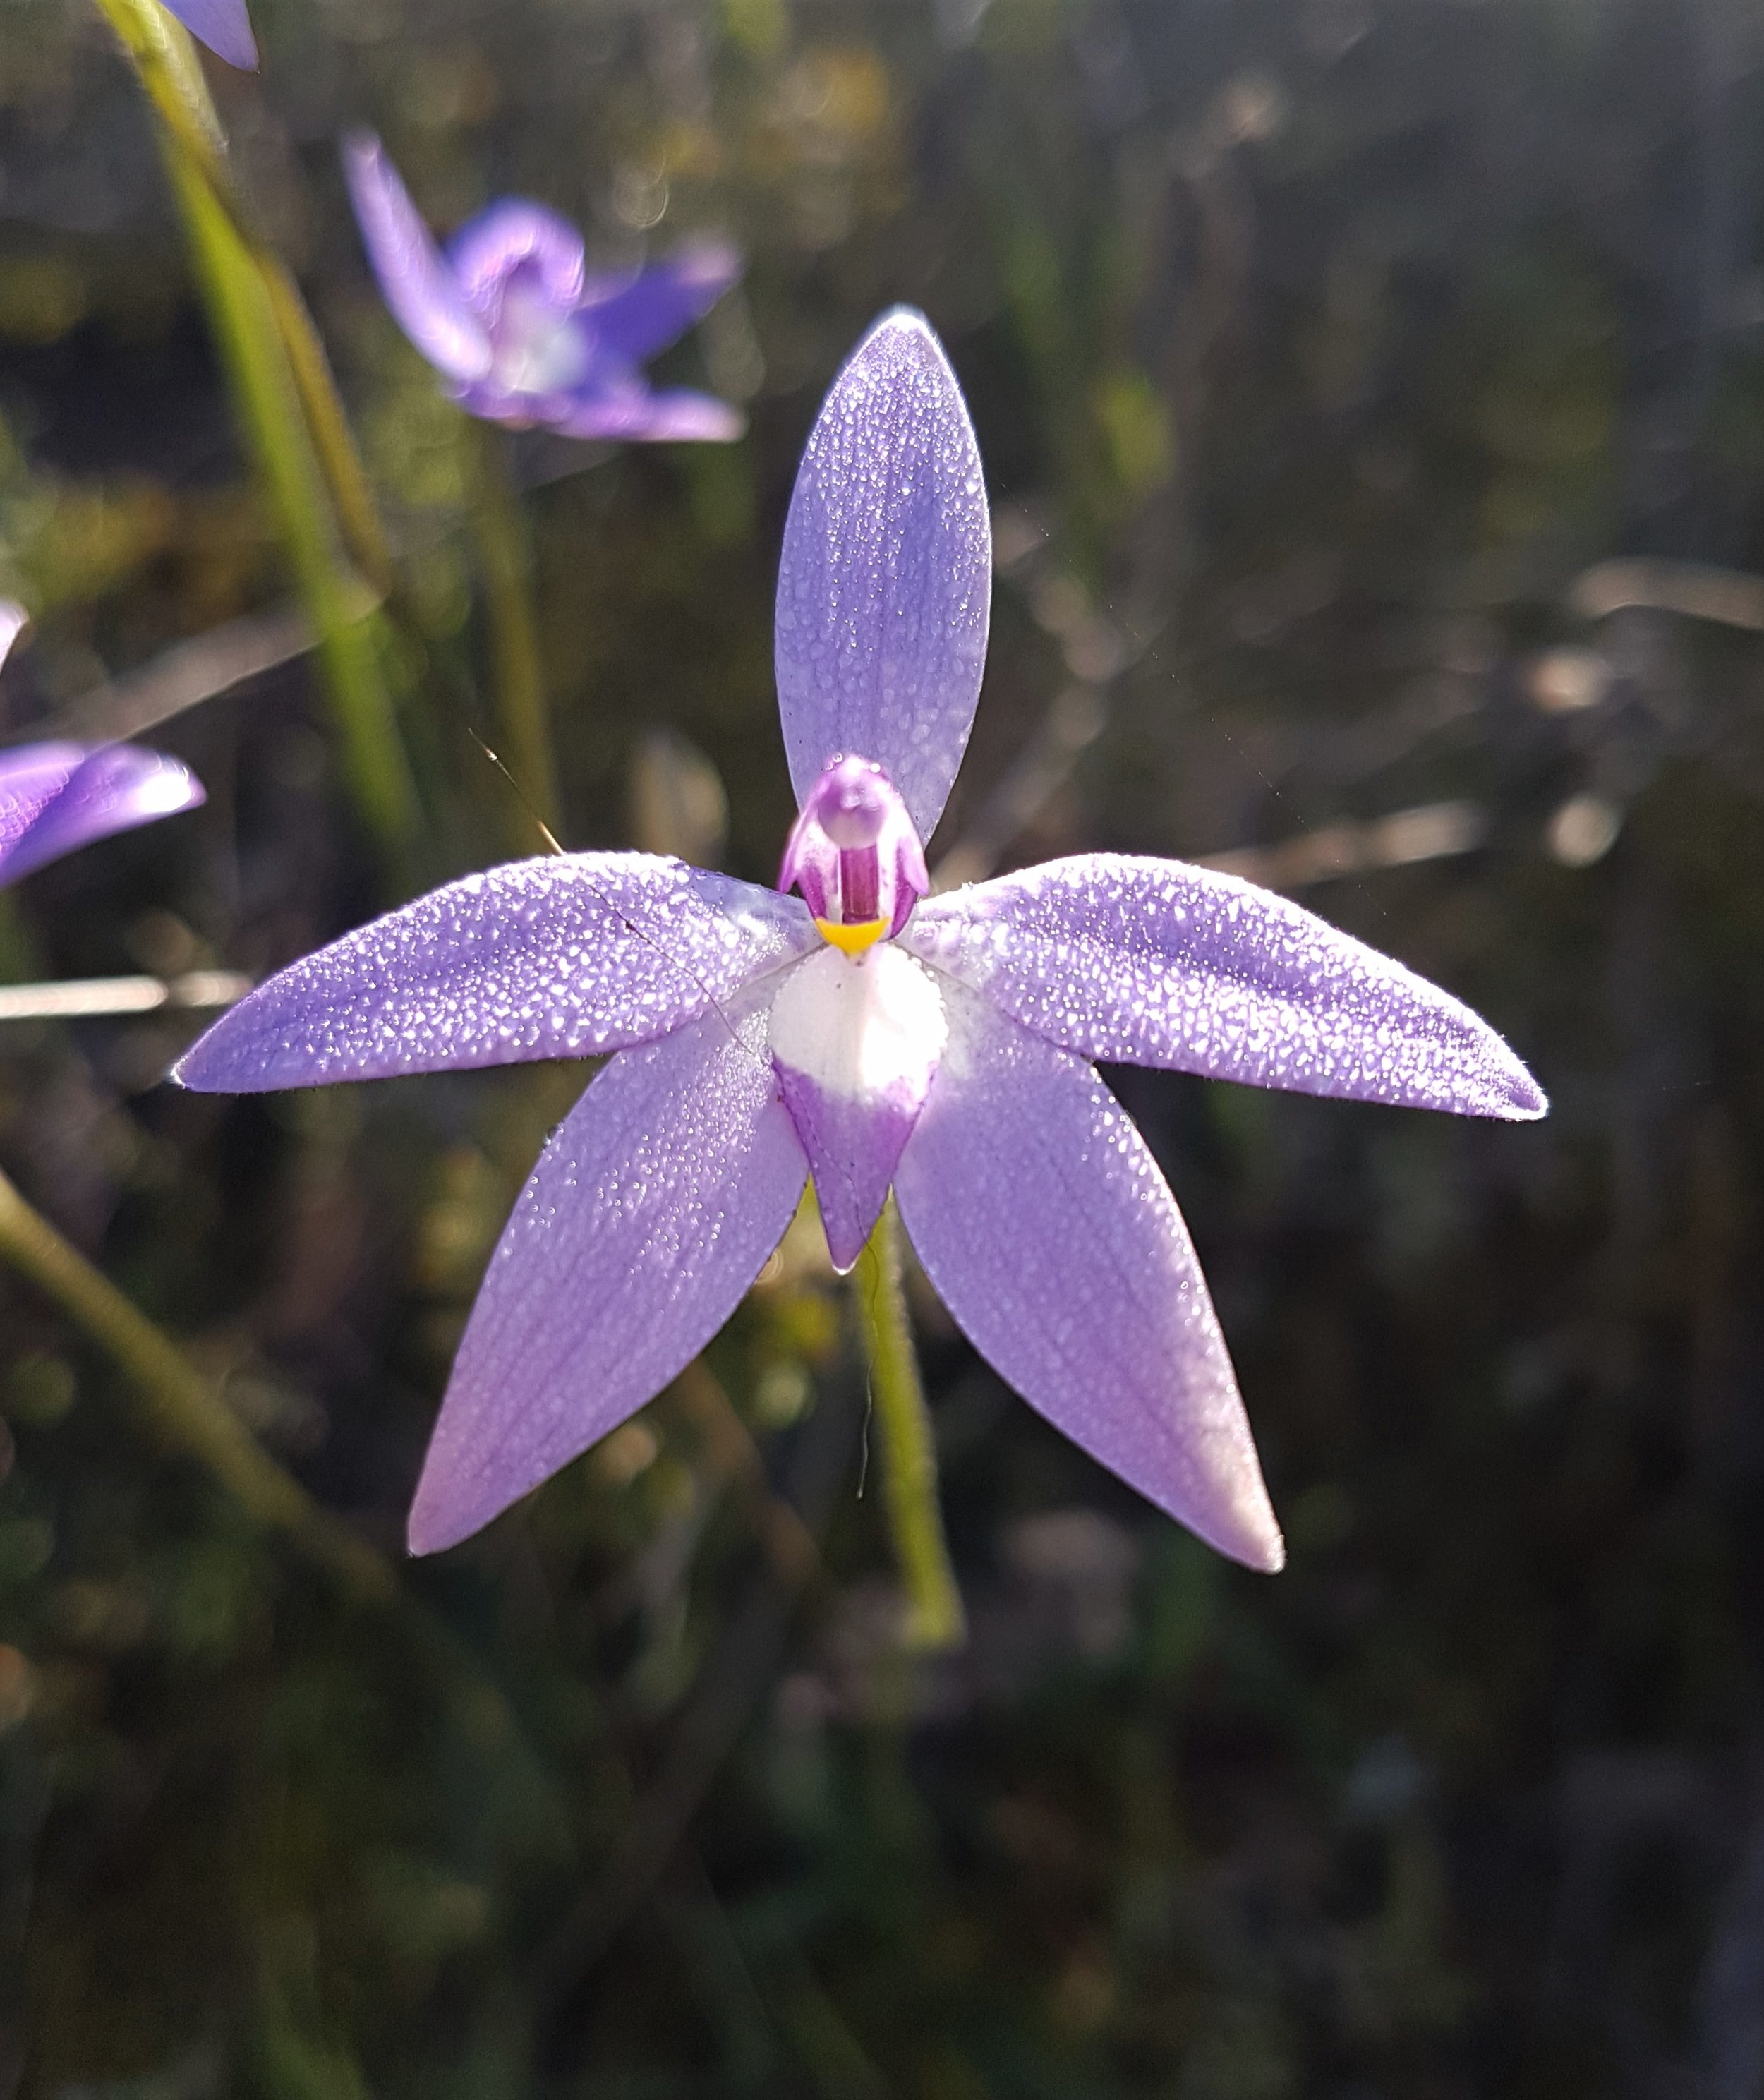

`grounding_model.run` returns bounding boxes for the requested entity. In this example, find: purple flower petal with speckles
[902,854,1546,1121]
[582,241,742,363]
[408,1004,807,1553]
[551,386,745,443]
[176,855,816,1092]
[163,0,258,68]
[447,200,586,313]
[775,310,990,841]
[895,984,1283,1573]
[0,742,204,886]
[343,135,493,385]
